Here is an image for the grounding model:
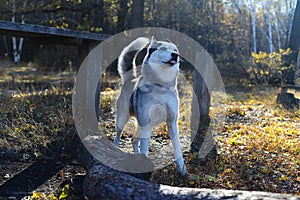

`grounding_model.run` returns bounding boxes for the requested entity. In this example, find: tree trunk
[284,0,300,84]
[190,69,211,154]
[289,0,300,62]
[117,0,129,32]
[11,1,18,63]
[190,53,216,159]
[274,13,281,51]
[78,135,300,200]
[131,0,144,28]
[17,0,27,61]
[94,0,104,30]
[266,1,273,53]
[250,0,257,53]
[11,0,27,63]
